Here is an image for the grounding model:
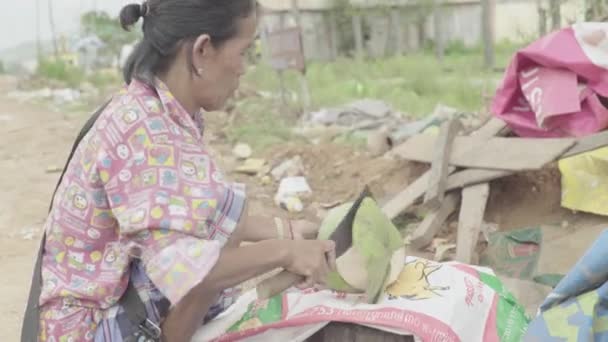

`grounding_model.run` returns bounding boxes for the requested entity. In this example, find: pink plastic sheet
[492,23,608,137]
